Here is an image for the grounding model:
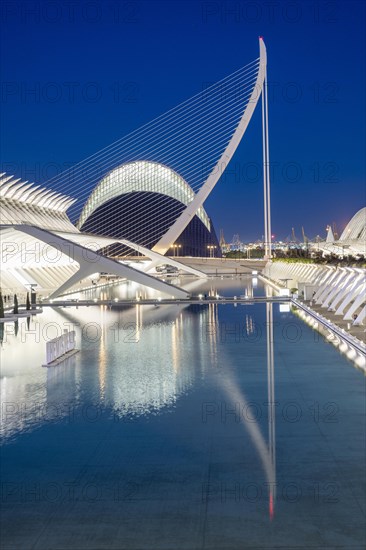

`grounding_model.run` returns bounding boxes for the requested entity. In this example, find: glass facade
[80,191,221,257]
[78,161,210,231]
